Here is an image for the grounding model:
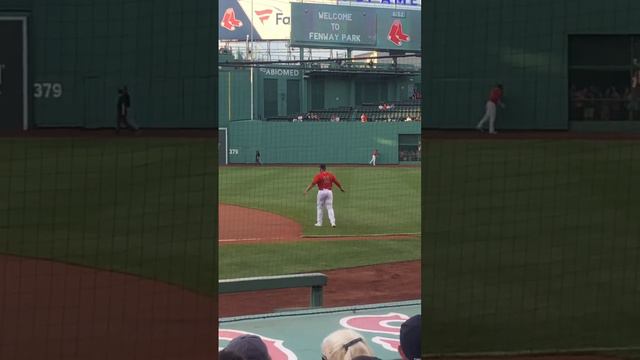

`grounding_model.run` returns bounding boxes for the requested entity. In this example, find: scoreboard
[291,3,420,52]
